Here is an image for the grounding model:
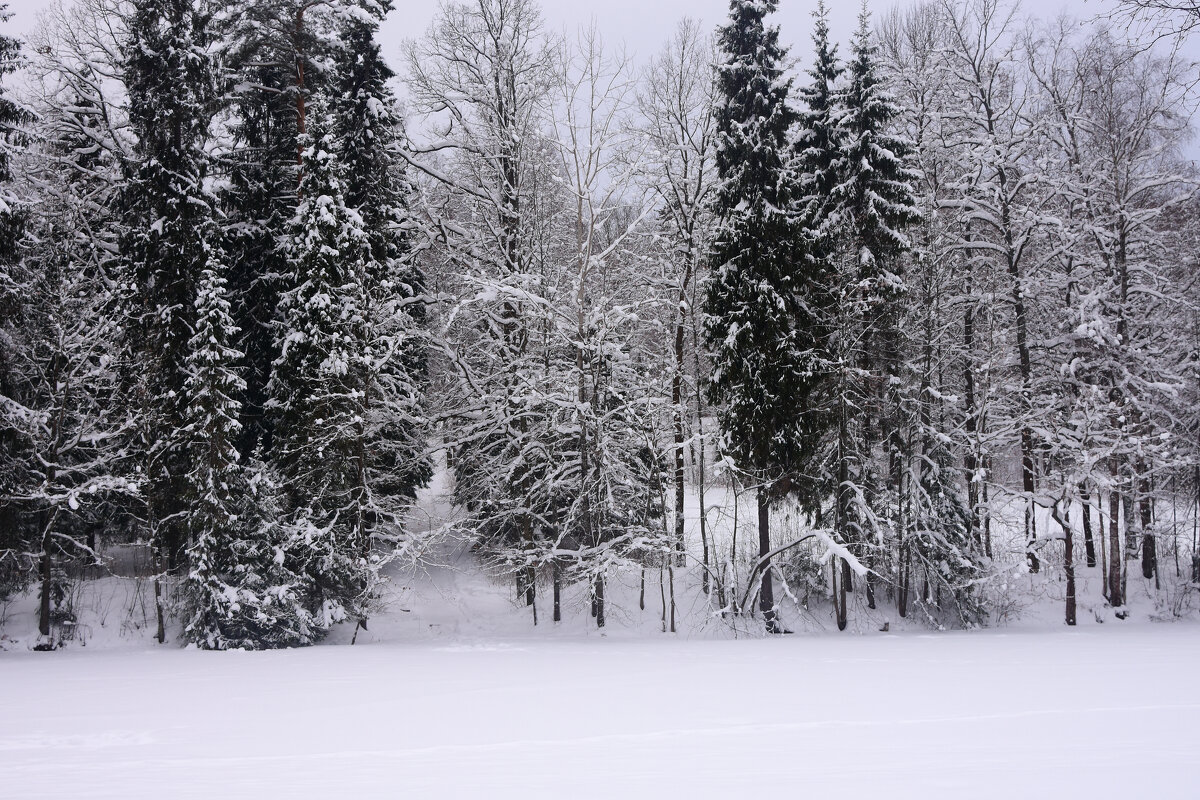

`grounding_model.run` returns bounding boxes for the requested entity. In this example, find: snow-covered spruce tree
[267,105,376,633]
[179,265,314,649]
[120,0,221,578]
[790,0,846,613]
[331,3,431,538]
[0,5,34,599]
[795,0,845,251]
[827,6,929,627]
[704,0,818,633]
[217,0,370,458]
